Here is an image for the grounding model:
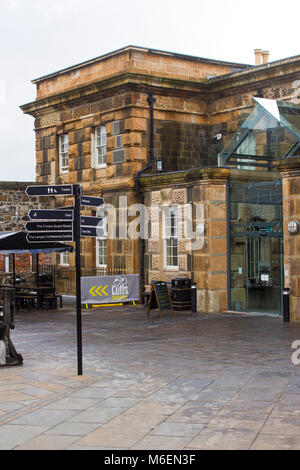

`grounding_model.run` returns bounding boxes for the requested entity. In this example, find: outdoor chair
[15,293,36,311]
[39,288,62,310]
